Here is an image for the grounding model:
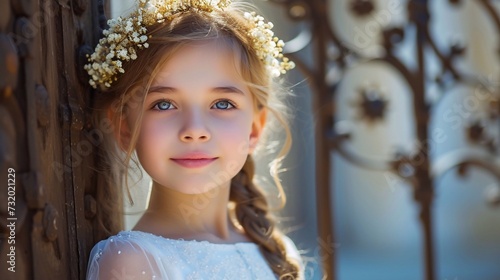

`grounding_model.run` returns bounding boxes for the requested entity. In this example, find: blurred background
[112,0,500,279]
